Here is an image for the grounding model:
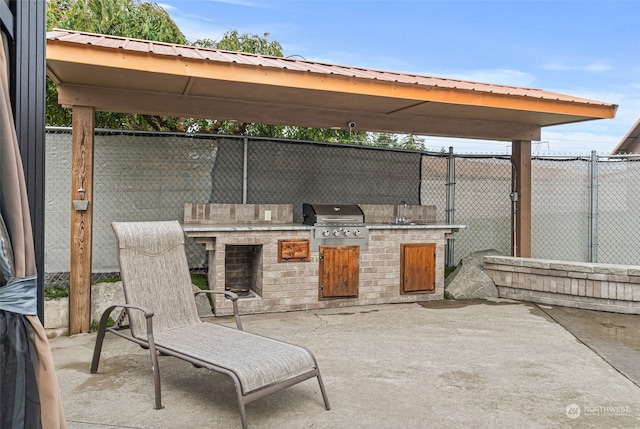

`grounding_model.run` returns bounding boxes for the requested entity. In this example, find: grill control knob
[343,229,351,237]
[354,229,361,236]
[322,229,330,237]
[333,229,341,237]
